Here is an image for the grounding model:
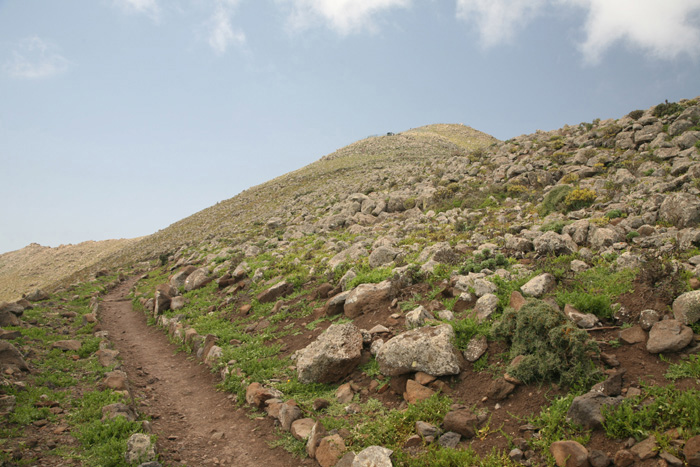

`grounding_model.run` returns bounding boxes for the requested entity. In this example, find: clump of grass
[602,384,700,440]
[540,185,574,216]
[555,265,635,319]
[665,354,700,381]
[492,300,600,388]
[451,317,491,351]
